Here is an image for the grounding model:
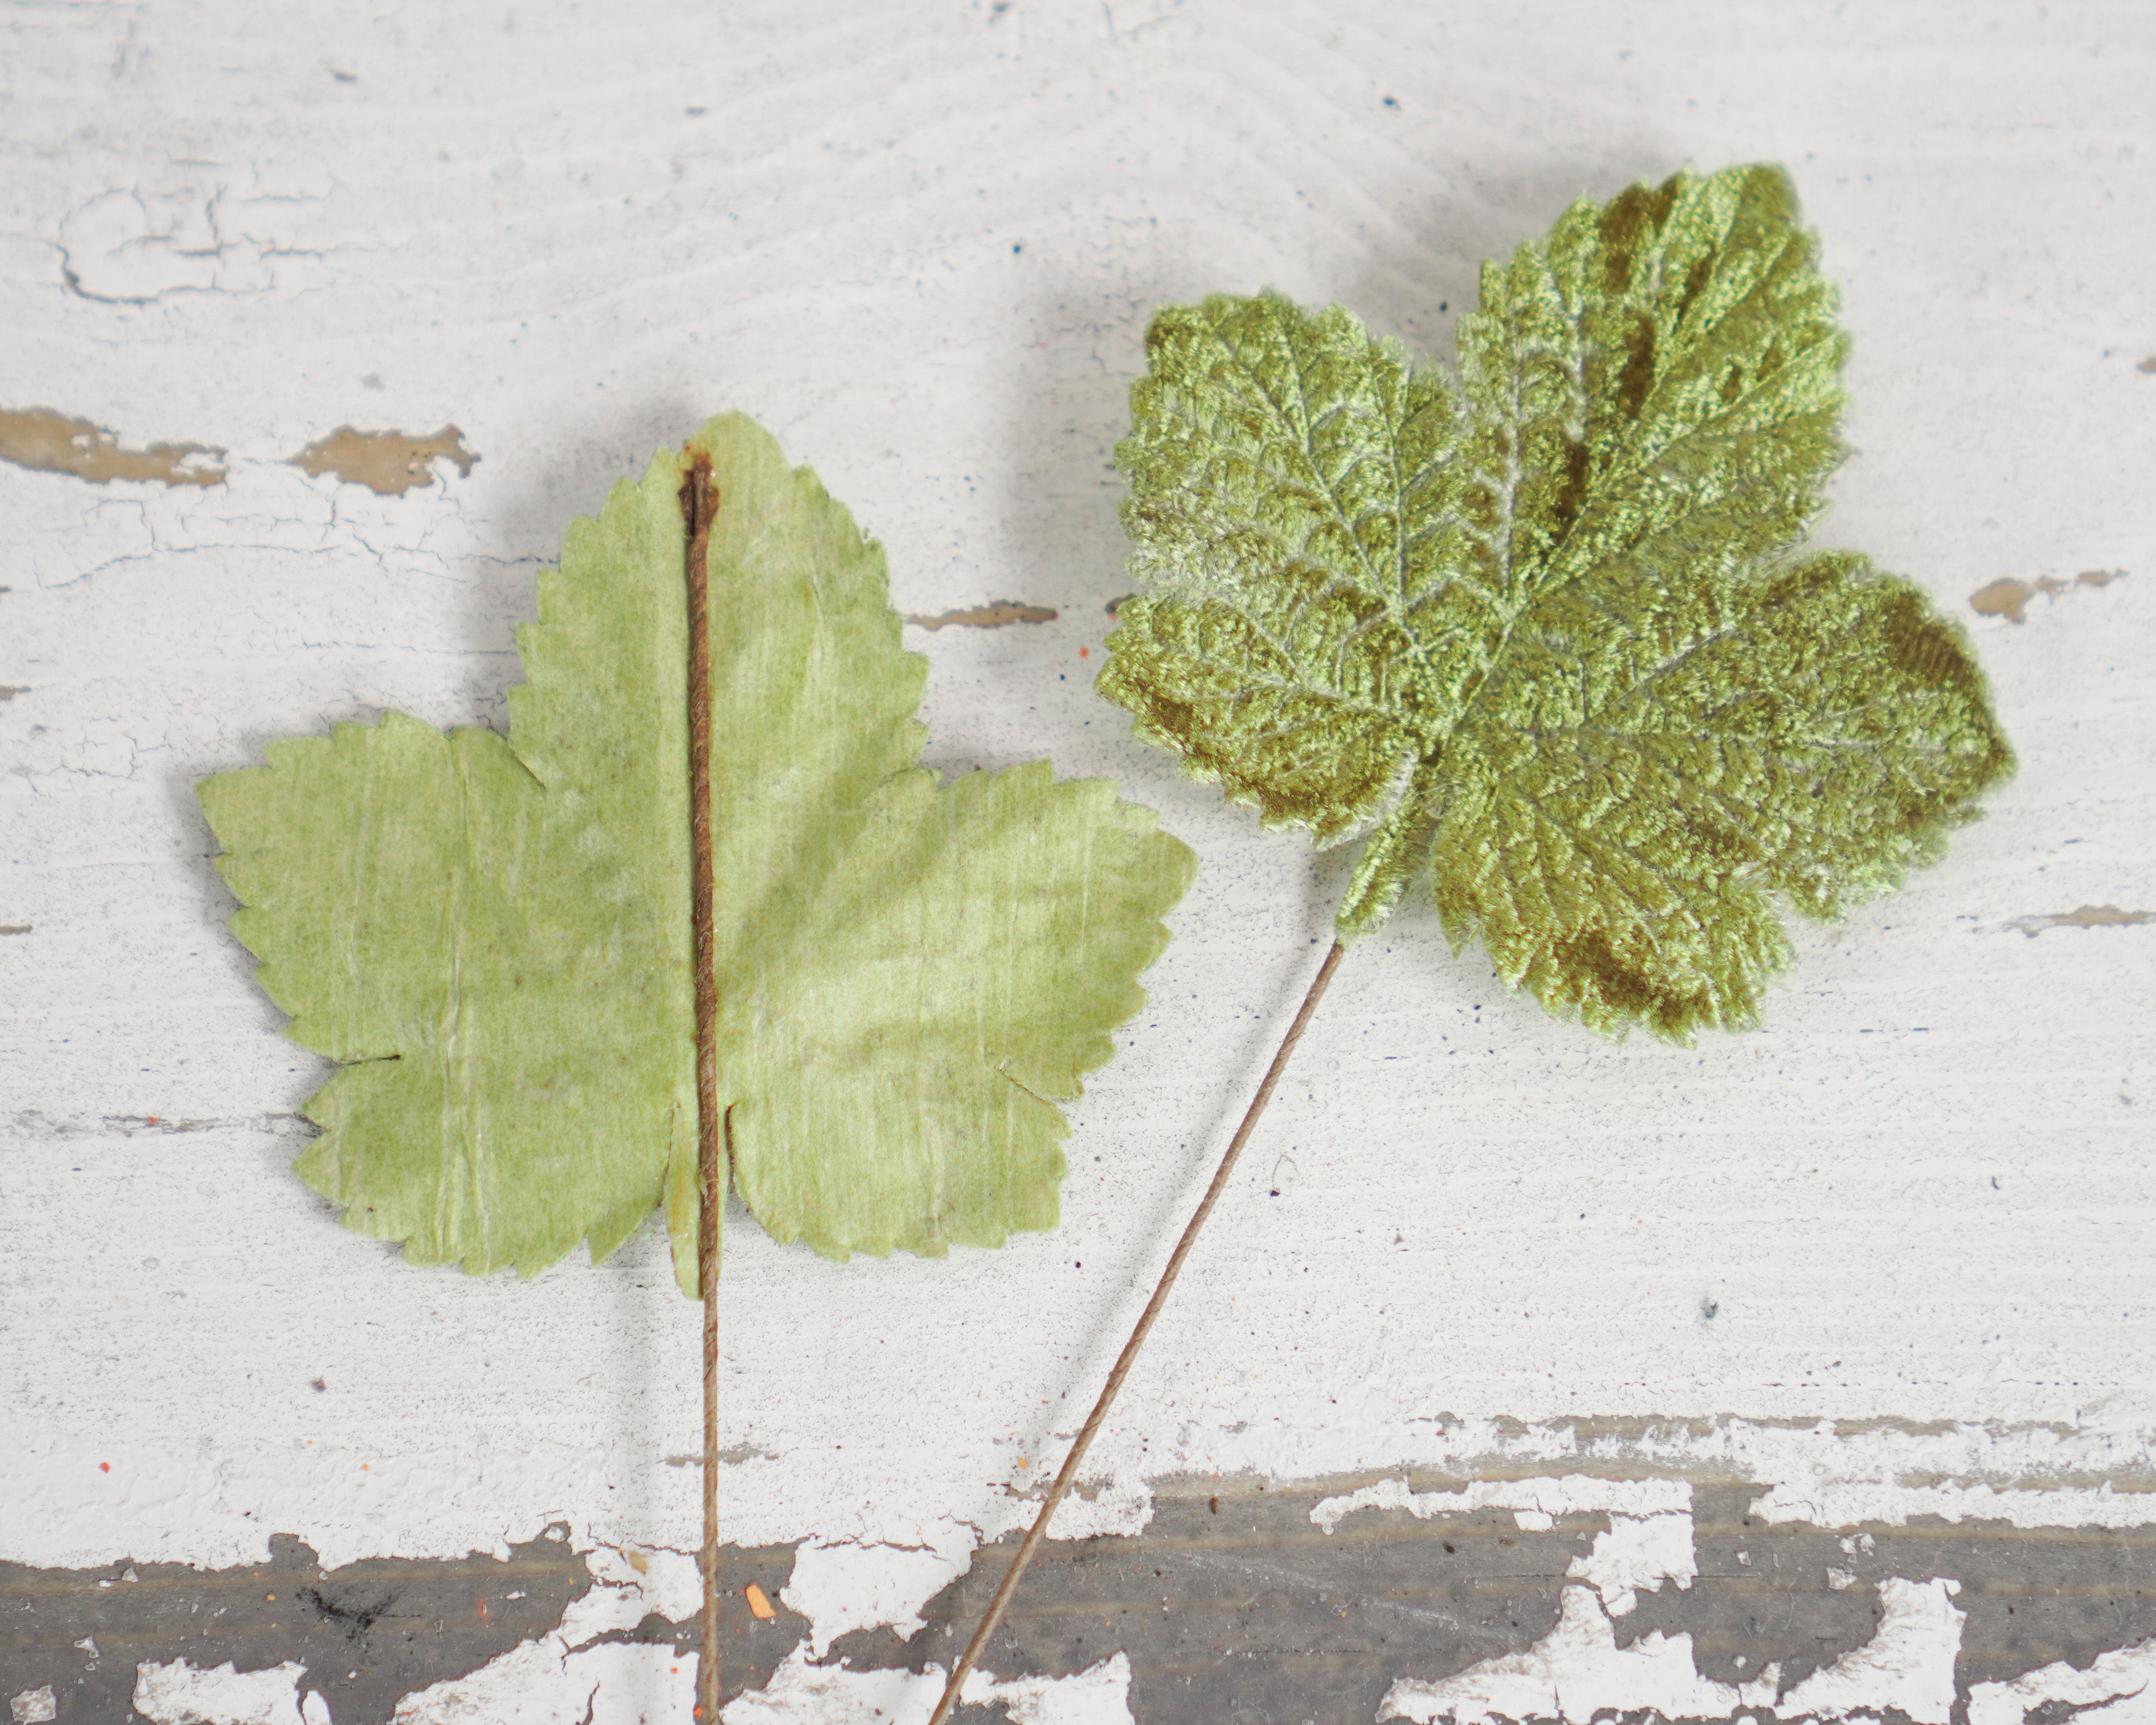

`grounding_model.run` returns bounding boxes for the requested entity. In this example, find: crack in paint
[0,407,225,487]
[4,1110,316,1138]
